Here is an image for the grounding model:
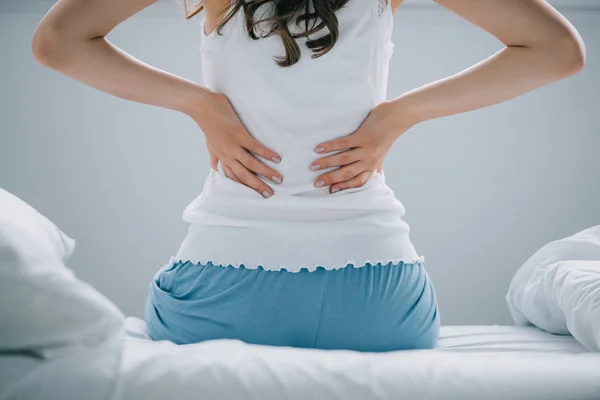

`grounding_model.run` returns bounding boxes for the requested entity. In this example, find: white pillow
[0,188,125,358]
[506,226,600,337]
[0,189,75,264]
